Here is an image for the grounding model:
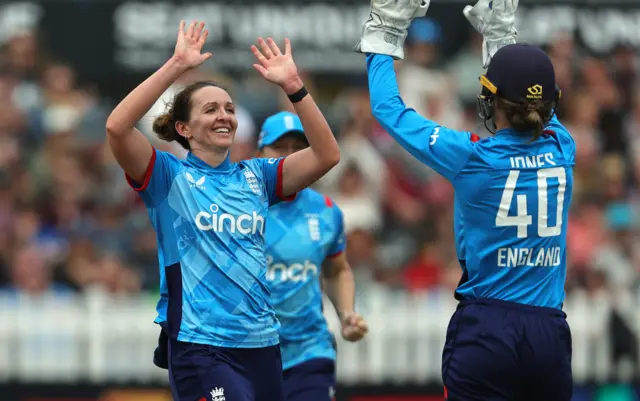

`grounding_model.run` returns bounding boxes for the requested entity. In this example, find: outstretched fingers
[257,37,274,59]
[177,20,186,39]
[198,29,209,48]
[251,44,268,66]
[251,44,269,78]
[284,38,292,55]
[186,20,197,39]
[194,21,205,40]
[266,38,281,56]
